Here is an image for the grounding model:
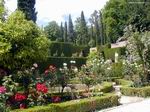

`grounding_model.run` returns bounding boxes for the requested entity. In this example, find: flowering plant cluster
[36,83,48,93]
[15,93,27,102]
